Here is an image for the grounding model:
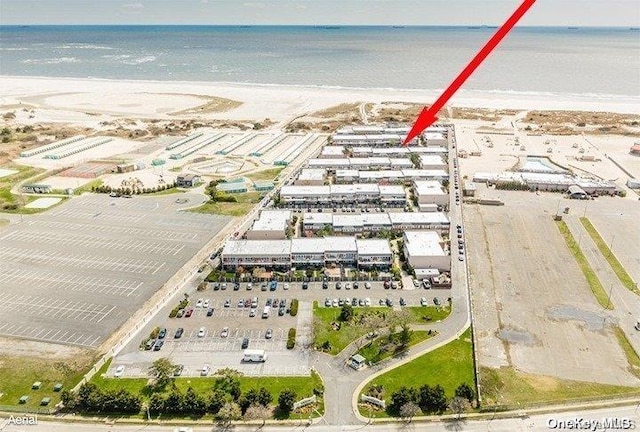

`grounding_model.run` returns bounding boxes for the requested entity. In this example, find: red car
[185,307,194,318]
